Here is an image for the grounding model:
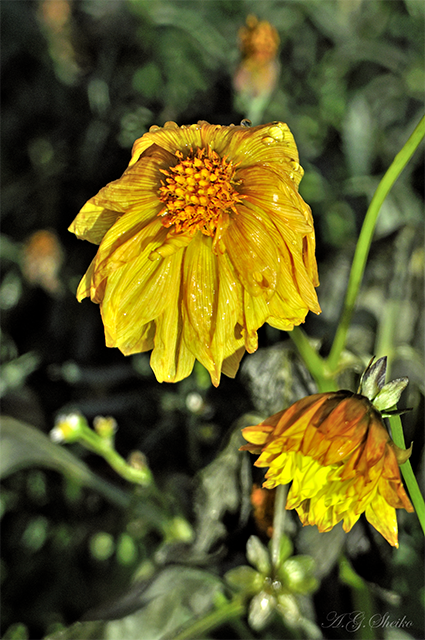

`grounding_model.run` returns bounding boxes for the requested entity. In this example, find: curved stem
[327,116,425,373]
[78,427,153,487]
[388,413,425,536]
